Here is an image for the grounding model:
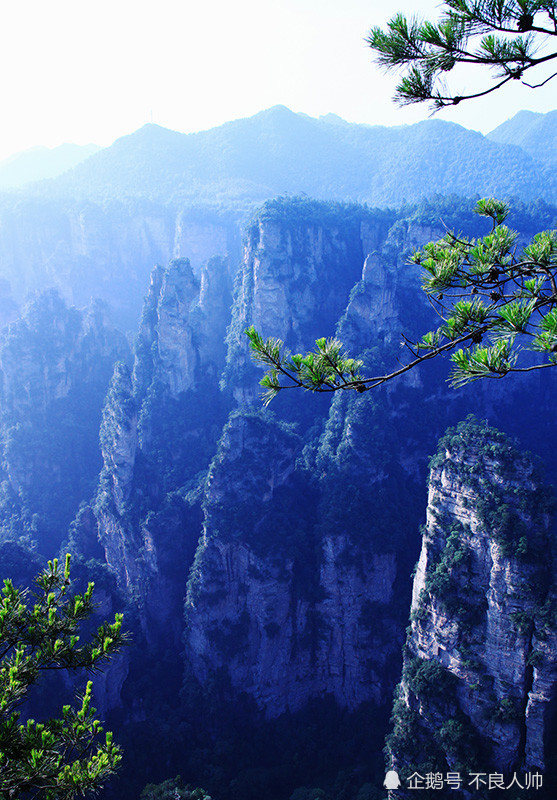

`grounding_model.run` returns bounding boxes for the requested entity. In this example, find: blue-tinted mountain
[0,195,555,800]
[0,142,101,189]
[488,109,557,166]
[39,106,555,206]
